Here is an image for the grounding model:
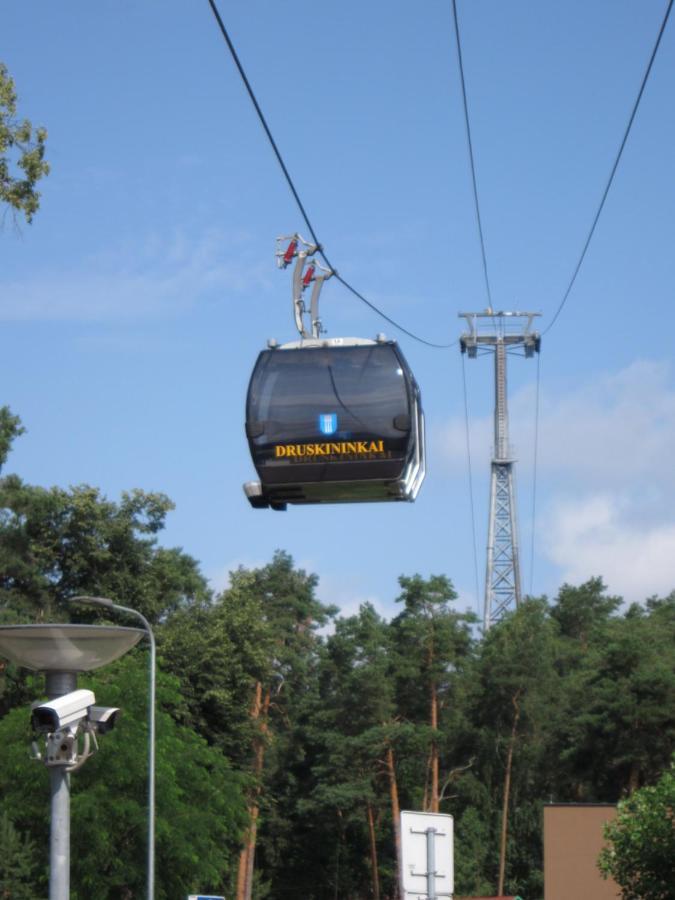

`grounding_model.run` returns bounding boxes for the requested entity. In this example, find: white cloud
[0,228,272,322]
[527,360,675,489]
[543,493,675,602]
[433,358,675,601]
[433,359,675,490]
